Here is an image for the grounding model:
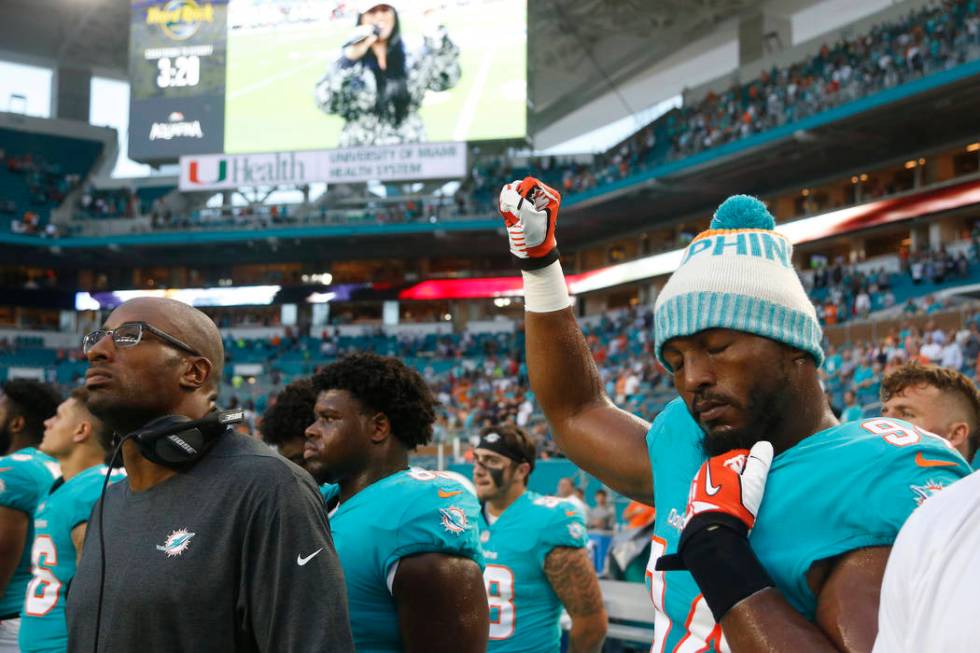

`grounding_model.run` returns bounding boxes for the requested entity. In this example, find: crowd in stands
[2,148,82,237]
[5,291,980,465]
[144,301,980,454]
[804,237,979,325]
[822,311,980,420]
[77,186,141,220]
[666,0,980,160]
